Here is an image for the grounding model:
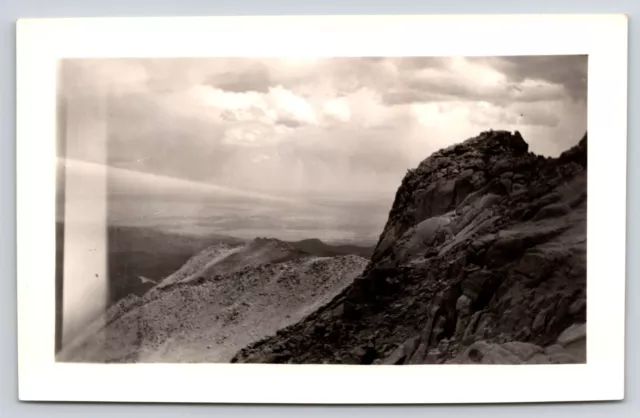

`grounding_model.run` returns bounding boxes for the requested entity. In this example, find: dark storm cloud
[478,55,588,102]
[382,81,562,107]
[207,65,272,94]
[275,116,304,128]
[380,55,586,107]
